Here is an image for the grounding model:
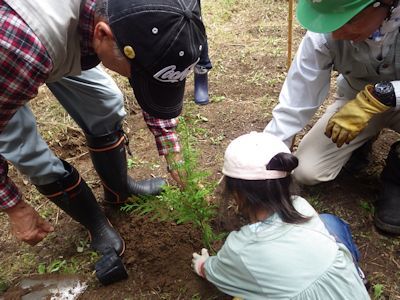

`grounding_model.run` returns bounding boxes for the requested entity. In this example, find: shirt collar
[369,4,400,42]
[79,0,96,56]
